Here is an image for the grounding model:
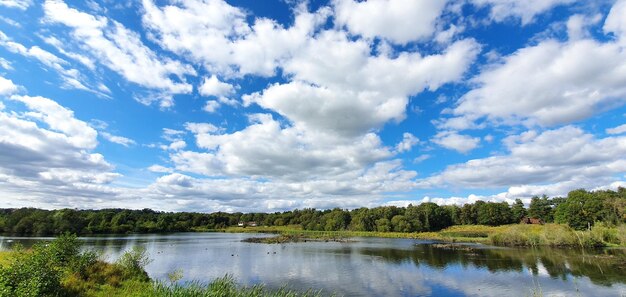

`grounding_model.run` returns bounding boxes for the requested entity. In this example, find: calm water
[1,233,625,296]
